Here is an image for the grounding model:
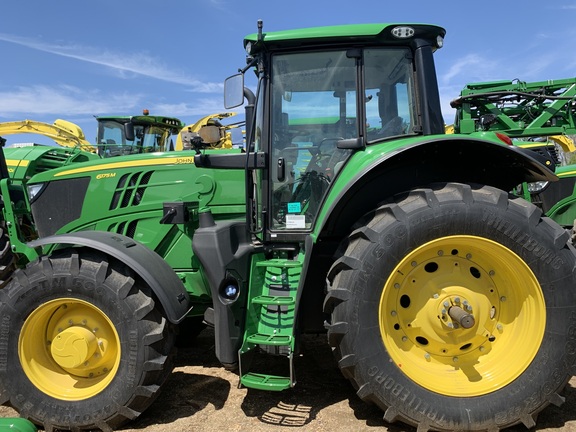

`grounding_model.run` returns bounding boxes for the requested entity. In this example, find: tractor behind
[450,77,576,233]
